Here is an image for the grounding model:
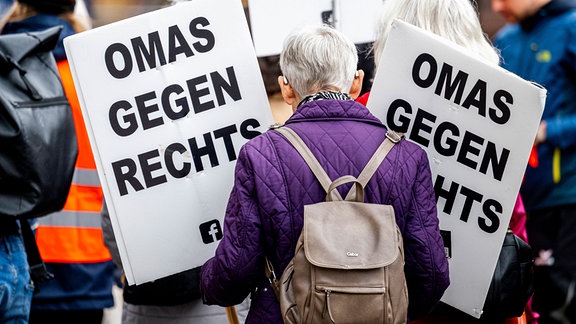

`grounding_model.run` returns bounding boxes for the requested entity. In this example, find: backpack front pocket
[310,285,386,324]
